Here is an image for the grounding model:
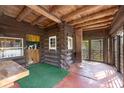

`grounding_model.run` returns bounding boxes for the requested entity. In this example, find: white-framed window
[68,36,73,50]
[49,36,57,50]
[0,37,24,59]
